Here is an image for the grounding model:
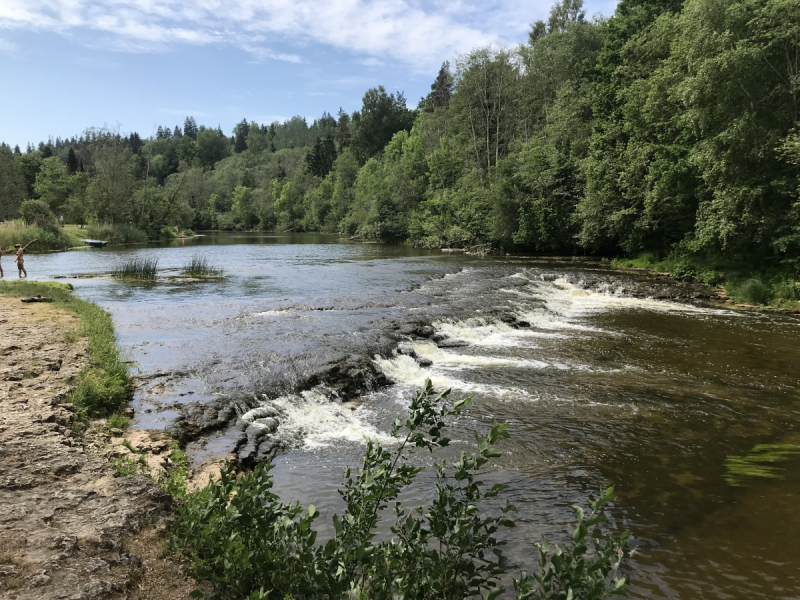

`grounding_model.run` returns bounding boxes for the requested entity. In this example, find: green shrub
[727,278,771,305]
[19,199,58,228]
[112,257,158,280]
[772,280,800,302]
[671,262,697,282]
[170,381,630,600]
